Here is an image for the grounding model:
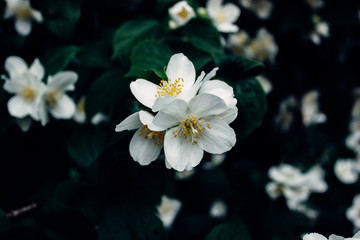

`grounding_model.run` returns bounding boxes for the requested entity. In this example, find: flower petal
[49,71,78,91]
[164,128,204,171]
[197,117,236,154]
[217,23,239,33]
[49,94,76,119]
[31,9,43,22]
[152,95,175,112]
[7,95,33,118]
[29,58,44,81]
[115,112,142,132]
[15,19,32,36]
[129,129,162,165]
[153,99,188,130]
[188,93,228,118]
[218,106,238,124]
[199,80,237,107]
[15,116,32,132]
[139,110,163,131]
[303,233,328,240]
[207,0,222,15]
[5,56,28,79]
[130,79,158,108]
[223,3,241,23]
